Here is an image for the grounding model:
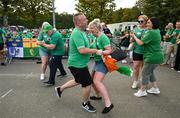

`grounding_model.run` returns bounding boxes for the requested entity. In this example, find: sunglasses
[138,20,144,24]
